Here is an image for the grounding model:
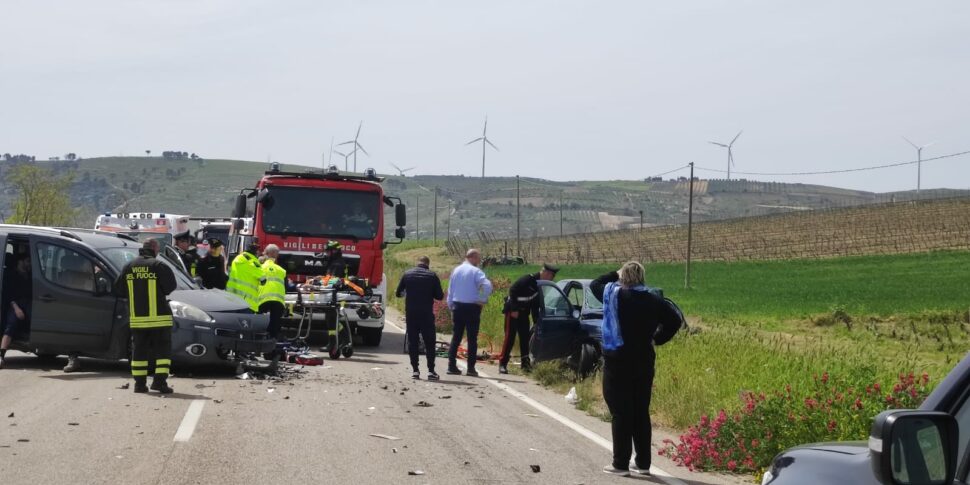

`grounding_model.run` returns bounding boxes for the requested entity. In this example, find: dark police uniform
[499,270,547,370]
[196,239,228,289]
[174,231,199,277]
[114,247,177,393]
[396,263,444,376]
